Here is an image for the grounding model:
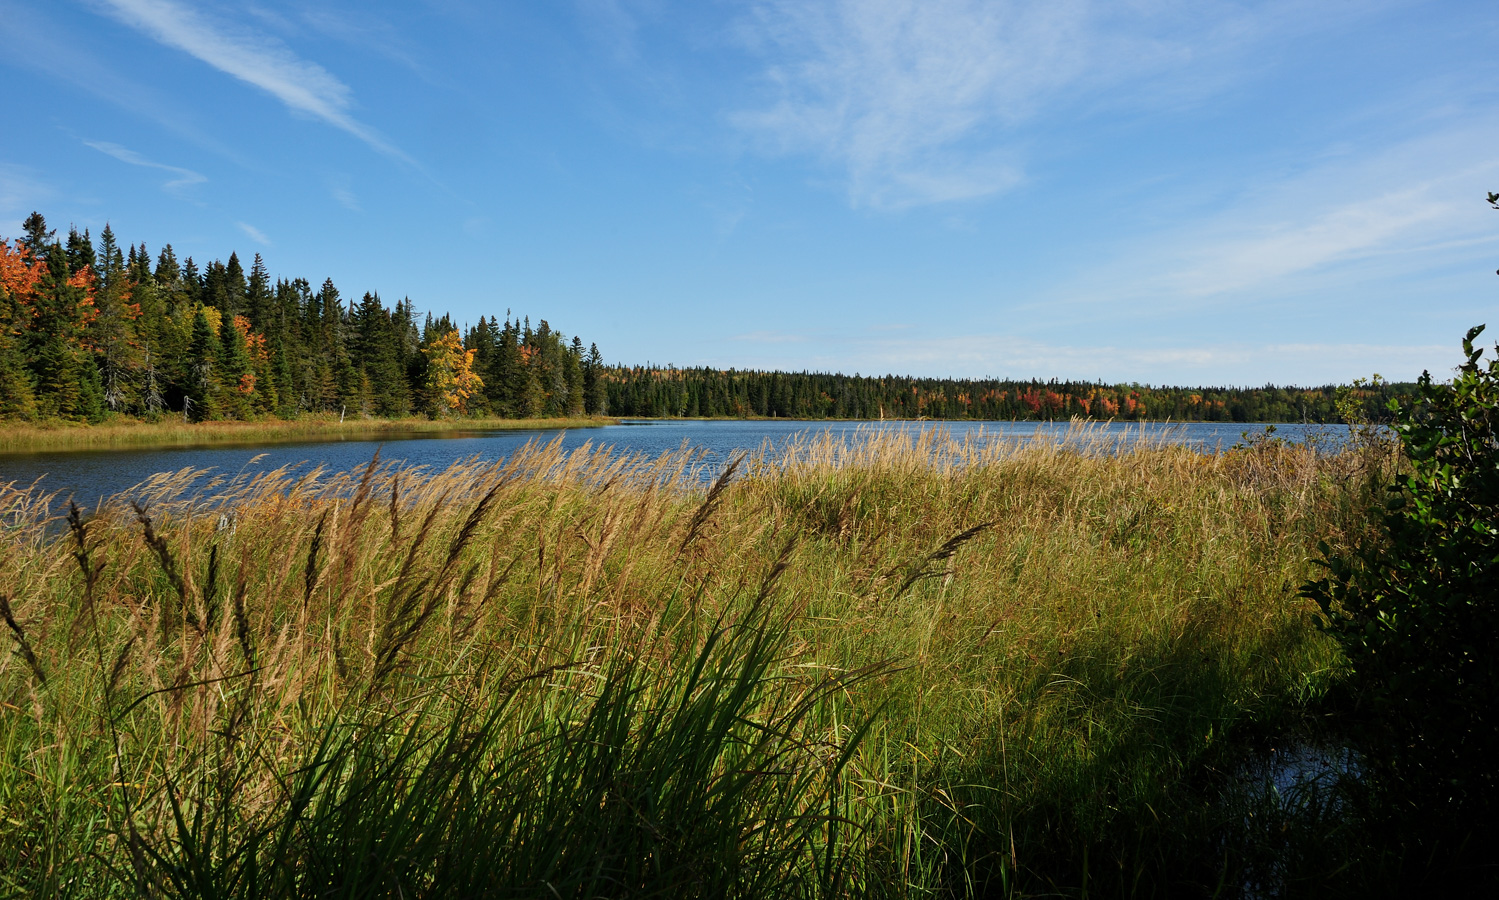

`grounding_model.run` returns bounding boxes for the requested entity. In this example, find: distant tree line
[604,366,1414,423]
[1,210,1414,426]
[0,212,608,422]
